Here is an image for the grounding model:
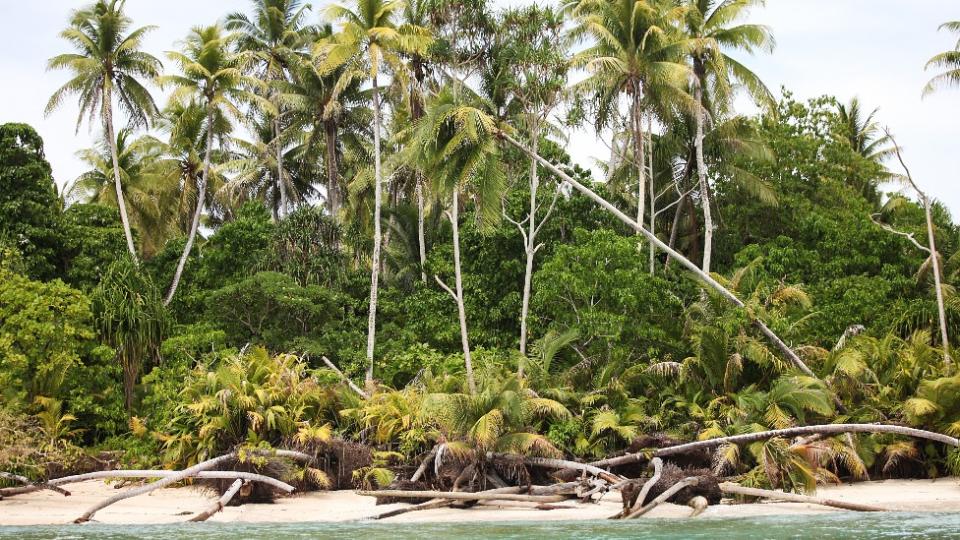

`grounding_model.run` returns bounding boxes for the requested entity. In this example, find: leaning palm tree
[226,0,314,218]
[46,0,162,263]
[571,0,691,244]
[410,85,505,395]
[316,0,432,389]
[69,129,174,257]
[680,0,774,273]
[924,21,960,96]
[159,25,262,305]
